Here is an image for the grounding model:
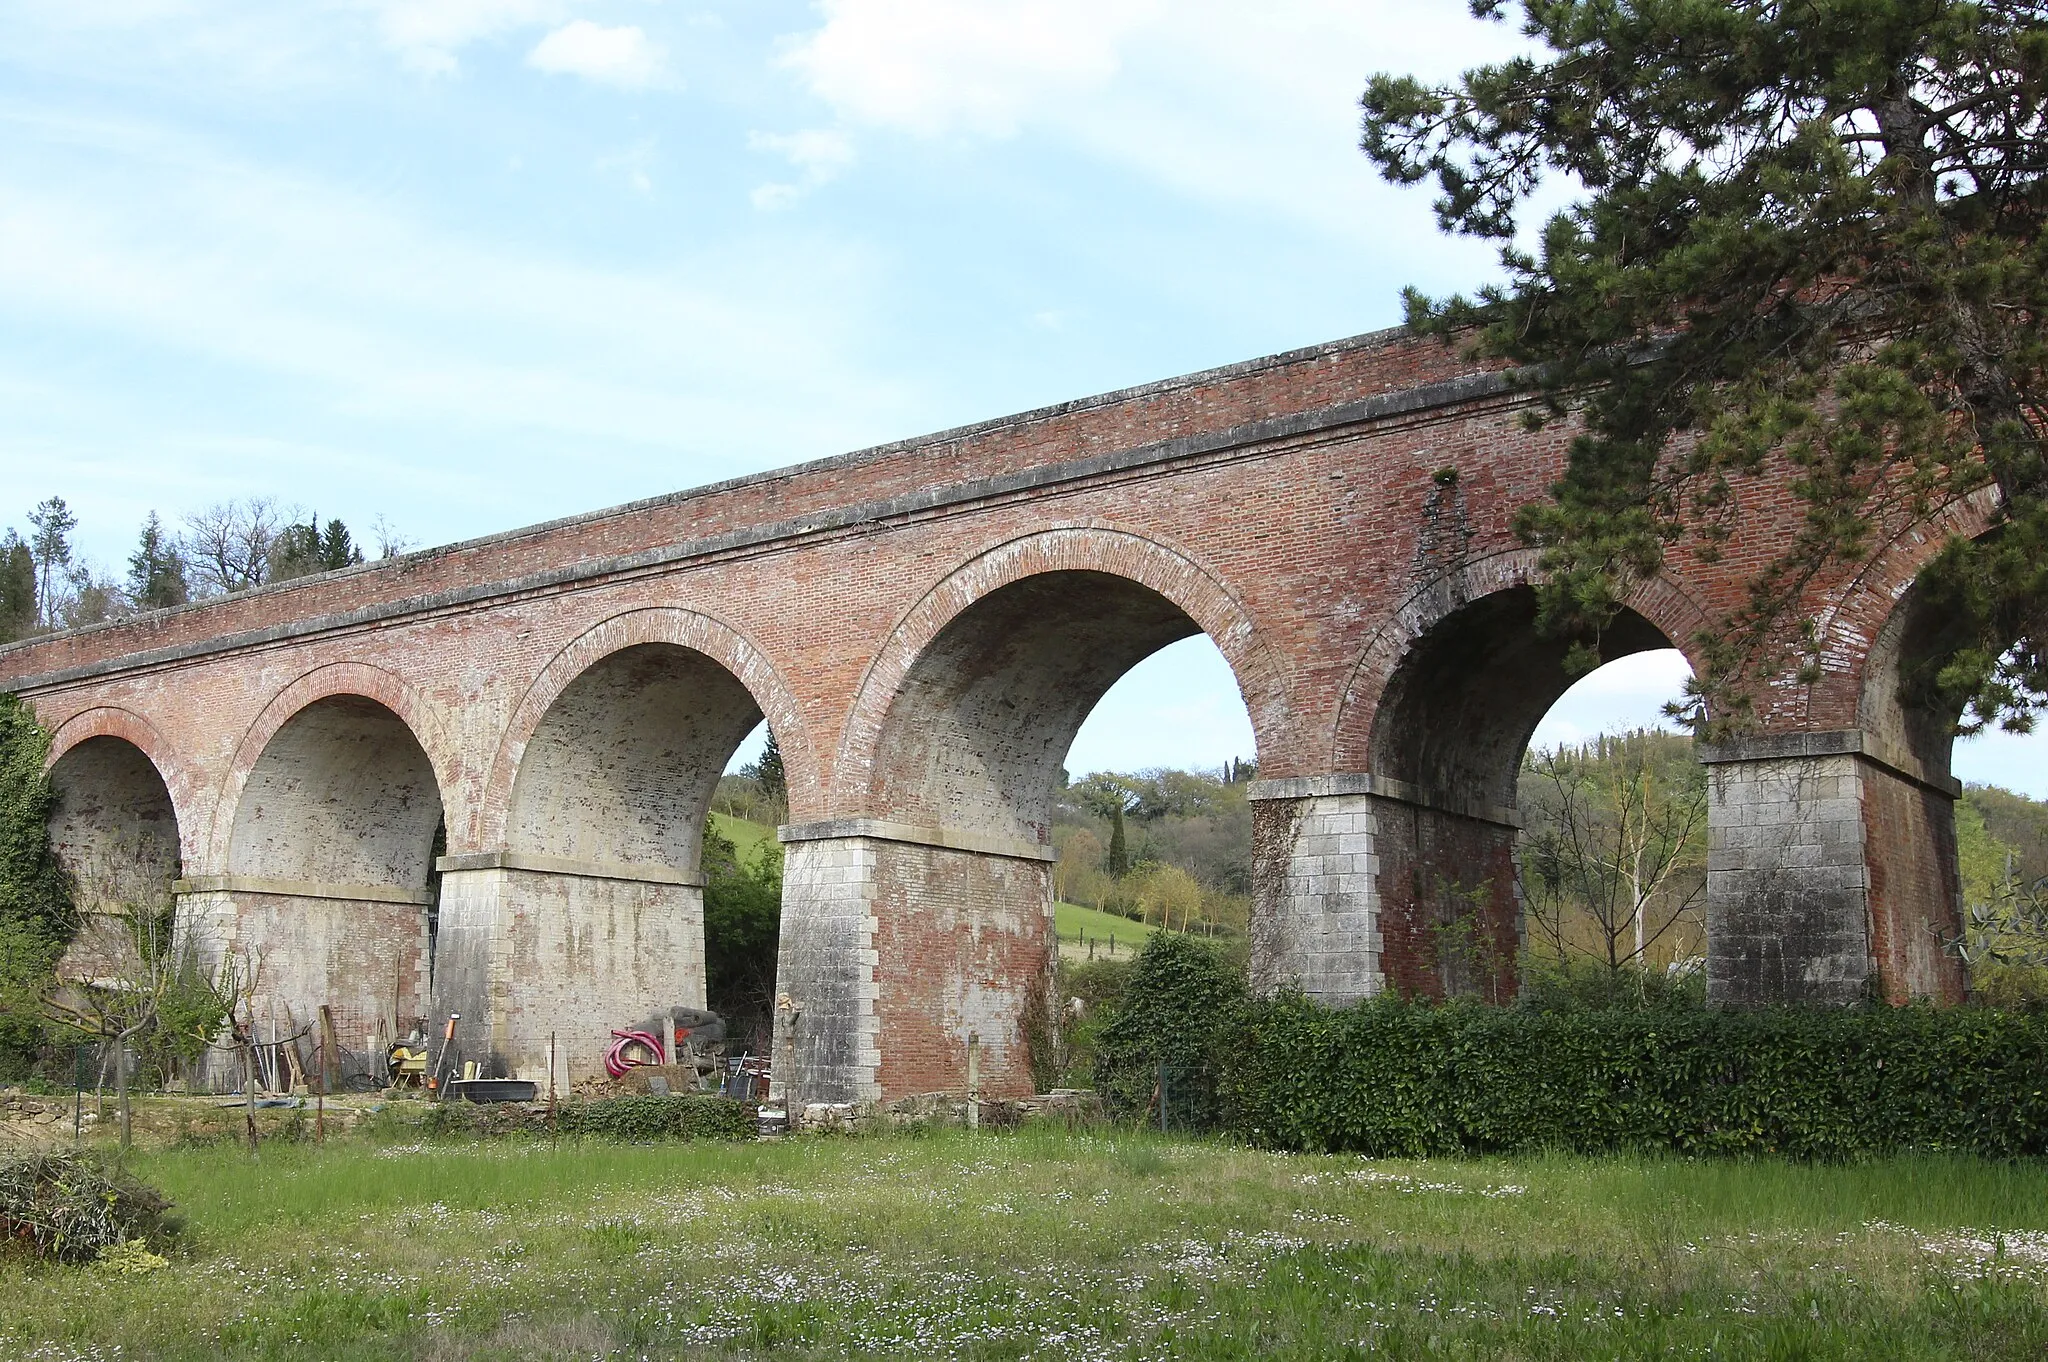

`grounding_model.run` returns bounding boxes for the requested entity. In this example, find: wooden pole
[966,1032,980,1132]
[243,1042,260,1154]
[319,1006,340,1095]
